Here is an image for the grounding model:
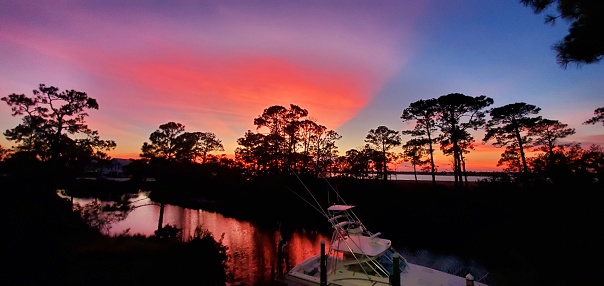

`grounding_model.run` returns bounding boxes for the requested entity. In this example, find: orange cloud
[111,52,374,133]
[81,51,378,158]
